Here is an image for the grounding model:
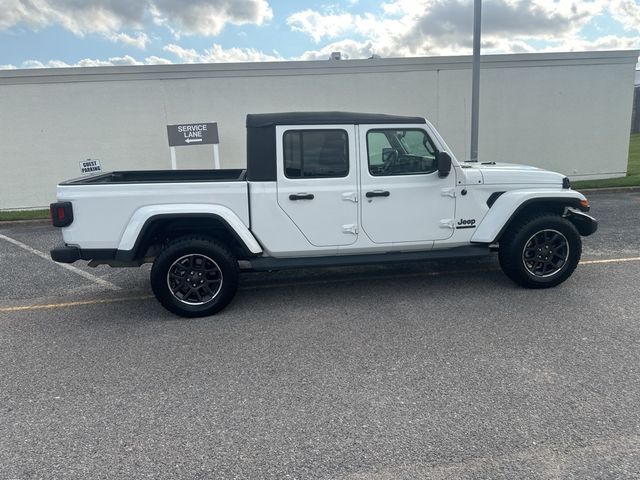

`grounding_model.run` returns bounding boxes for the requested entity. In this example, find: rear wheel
[150,236,239,317]
[498,214,581,288]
